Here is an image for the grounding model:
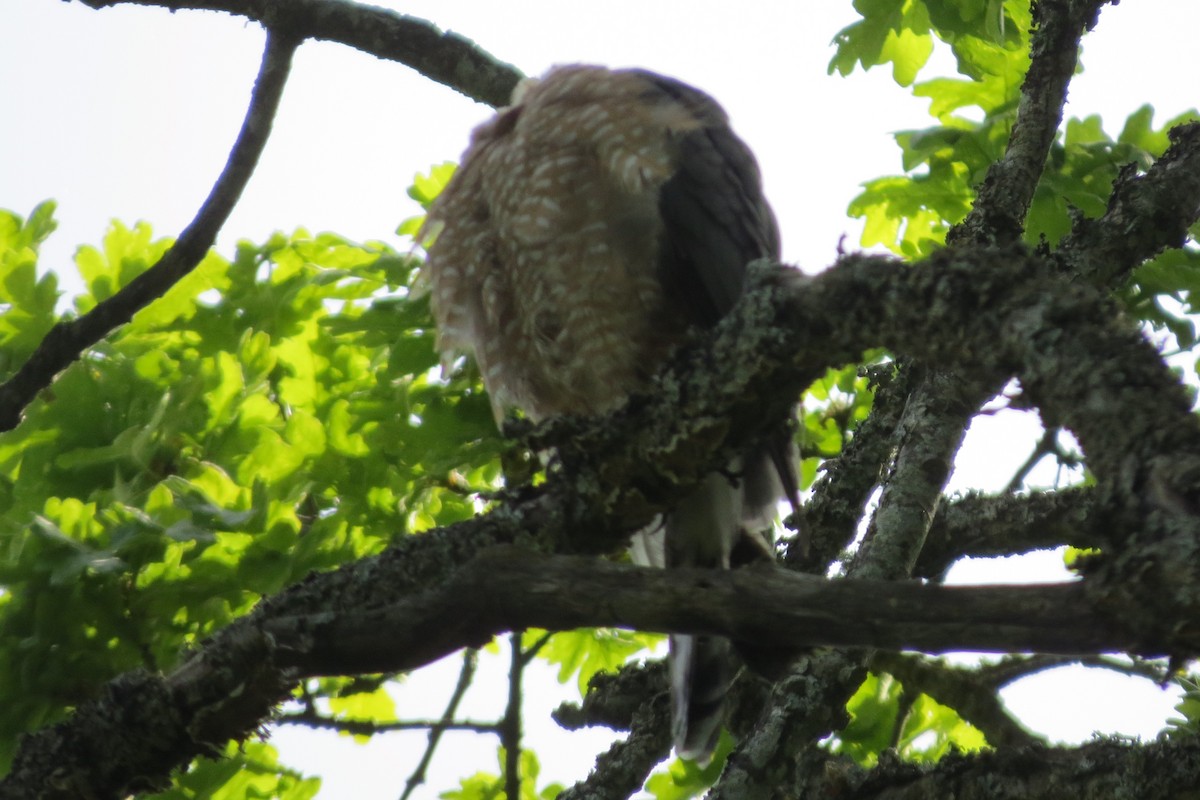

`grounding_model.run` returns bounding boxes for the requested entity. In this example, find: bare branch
[502,635,523,800]
[72,0,522,106]
[399,649,481,800]
[0,29,299,432]
[265,548,1175,678]
[277,709,496,736]
[1003,426,1080,493]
